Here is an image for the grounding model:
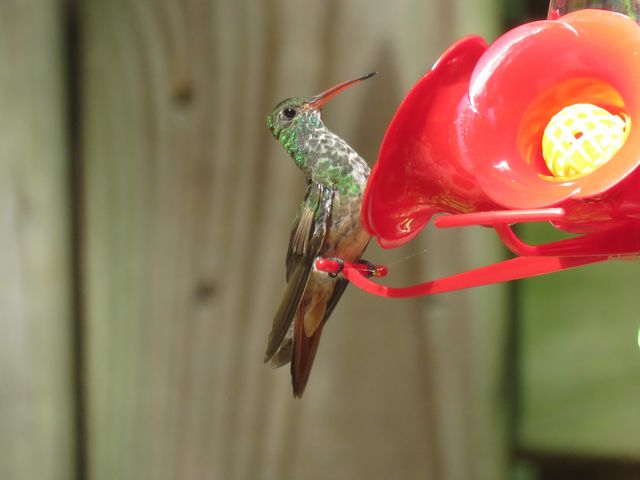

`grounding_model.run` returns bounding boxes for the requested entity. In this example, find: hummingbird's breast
[303,128,371,264]
[323,191,370,259]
